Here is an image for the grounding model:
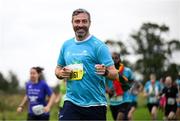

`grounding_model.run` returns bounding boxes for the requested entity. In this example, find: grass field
[0,93,164,121]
